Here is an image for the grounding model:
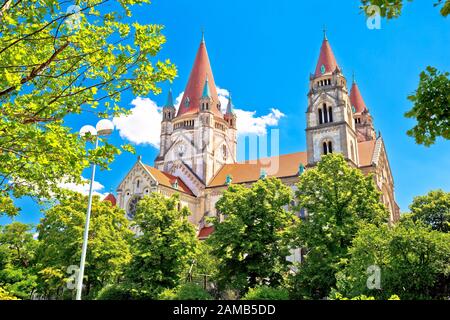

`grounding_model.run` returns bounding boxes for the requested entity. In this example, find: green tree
[0,222,38,299]
[124,193,198,299]
[0,286,20,300]
[405,67,450,146]
[0,0,176,216]
[208,177,295,295]
[335,221,450,300]
[360,0,449,18]
[36,192,132,299]
[241,286,290,300]
[408,189,450,232]
[290,154,389,299]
